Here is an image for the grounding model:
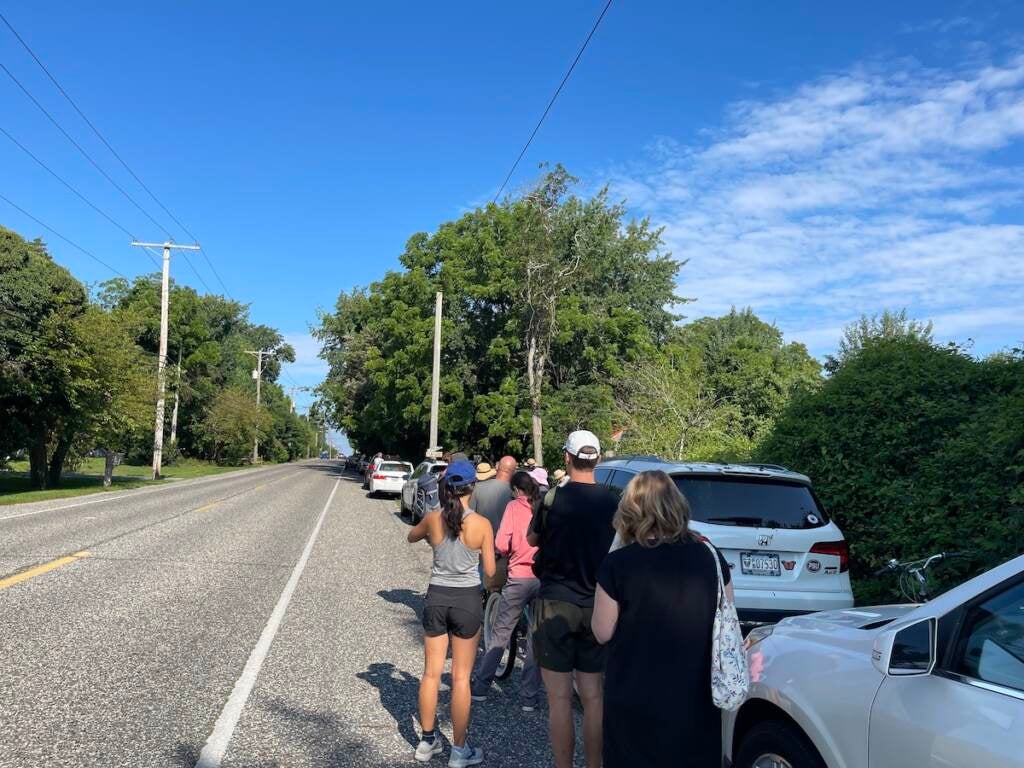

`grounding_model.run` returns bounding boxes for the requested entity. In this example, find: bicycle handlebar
[875,550,969,576]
